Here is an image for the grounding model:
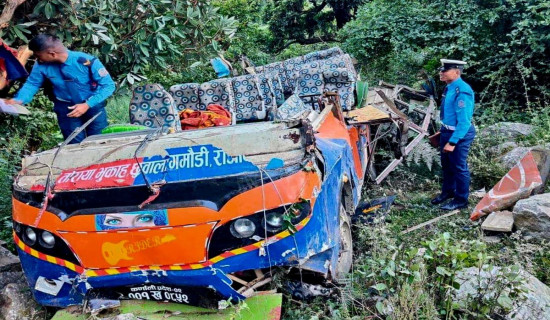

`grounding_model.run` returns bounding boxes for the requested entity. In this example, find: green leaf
[371,283,387,291]
[45,2,54,19]
[497,295,513,310]
[375,301,385,314]
[436,266,451,276]
[139,45,150,58]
